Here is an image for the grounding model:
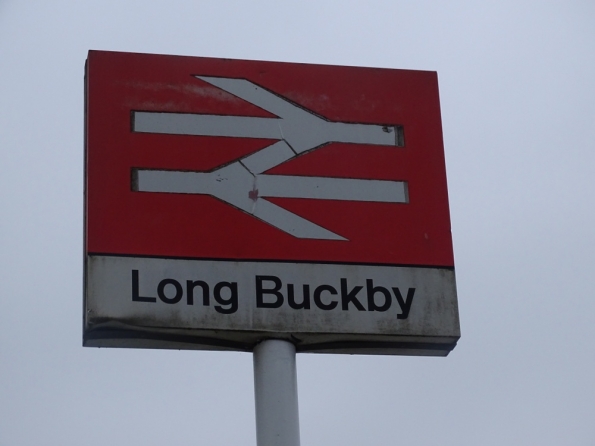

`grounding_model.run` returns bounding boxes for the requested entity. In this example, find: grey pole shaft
[253,339,301,446]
